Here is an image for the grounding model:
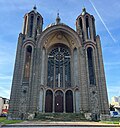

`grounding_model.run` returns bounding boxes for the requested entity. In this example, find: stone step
[34,113,86,121]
